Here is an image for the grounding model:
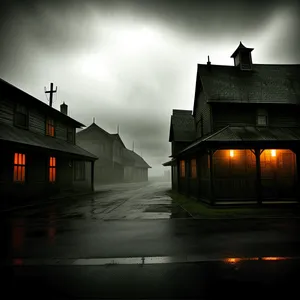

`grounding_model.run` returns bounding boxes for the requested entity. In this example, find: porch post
[255,148,262,205]
[209,150,215,205]
[295,149,300,203]
[91,160,95,192]
[171,165,174,189]
[177,159,180,193]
